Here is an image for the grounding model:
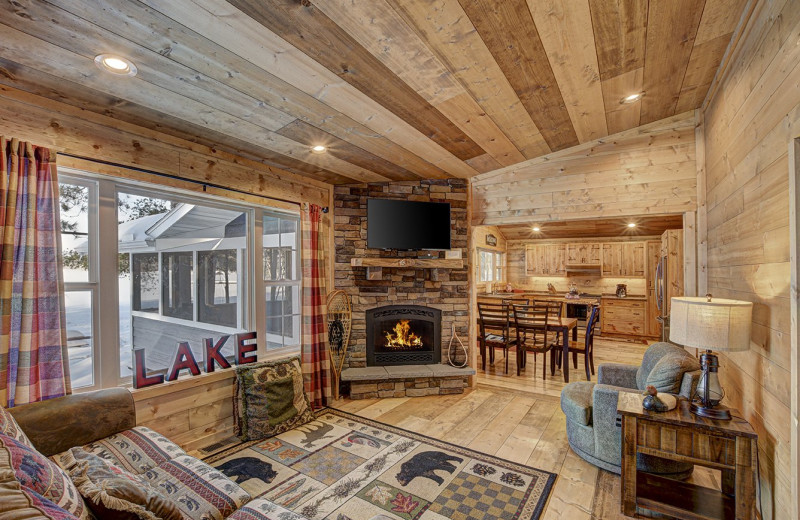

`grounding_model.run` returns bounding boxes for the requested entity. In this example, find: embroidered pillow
[63,449,182,520]
[0,404,33,447]
[234,357,314,441]
[0,433,88,519]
